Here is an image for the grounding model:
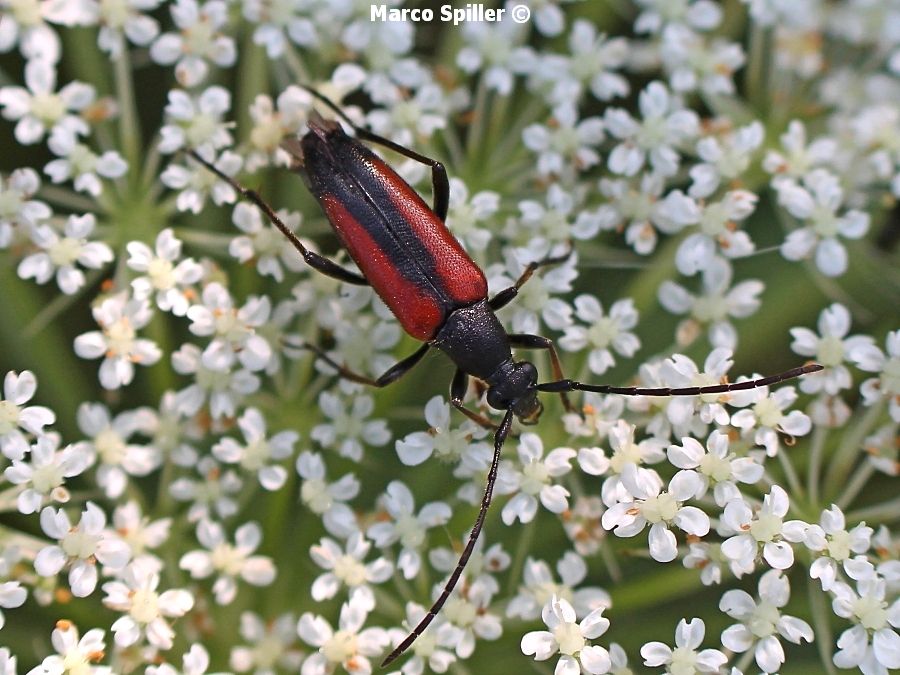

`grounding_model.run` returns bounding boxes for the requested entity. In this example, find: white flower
[242,86,312,170]
[44,126,127,195]
[112,500,171,563]
[74,292,162,390]
[102,558,194,650]
[506,551,610,621]
[0,369,55,459]
[296,450,360,538]
[311,390,390,463]
[559,296,640,376]
[690,122,763,197]
[297,592,391,675]
[0,59,93,144]
[444,177,498,252]
[658,258,763,350]
[799,505,874,592]
[18,213,113,295]
[775,168,869,277]
[851,329,900,422]
[604,81,699,177]
[309,532,392,609]
[496,432,575,525]
[171,343,260,420]
[85,0,161,58]
[666,430,763,506]
[387,602,461,674]
[640,617,727,673]
[0,0,63,63]
[27,620,113,675]
[229,611,304,674]
[161,148,242,213]
[242,0,317,59]
[0,546,26,629]
[179,519,276,605]
[146,644,215,675]
[366,480,451,579]
[228,202,307,282]
[212,407,297,491]
[187,282,273,372]
[521,595,611,675]
[720,486,795,575]
[169,456,242,522]
[158,86,233,155]
[660,25,745,96]
[602,464,709,562]
[149,0,235,87]
[74,401,159,499]
[456,17,530,95]
[0,167,52,248]
[659,347,736,429]
[34,502,131,597]
[634,0,723,34]
[763,120,837,178]
[522,104,604,178]
[720,570,814,673]
[592,172,667,254]
[729,381,813,456]
[127,228,204,317]
[790,303,874,395]
[4,433,93,513]
[832,577,900,674]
